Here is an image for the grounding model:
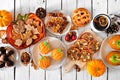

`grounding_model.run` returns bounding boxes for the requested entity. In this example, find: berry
[65,36,70,41]
[72,35,77,40]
